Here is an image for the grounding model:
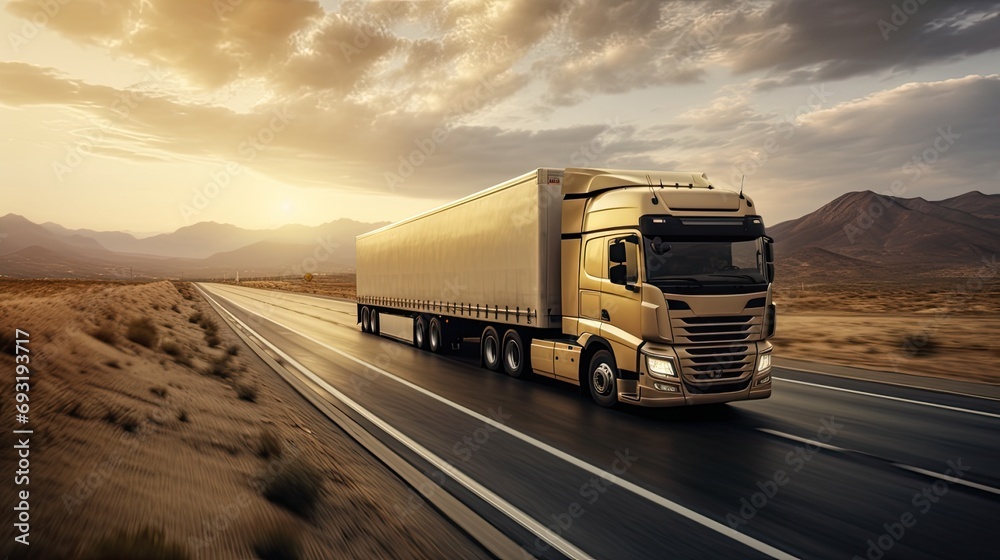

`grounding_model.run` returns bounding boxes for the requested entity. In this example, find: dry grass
[773,277,1000,383]
[0,279,504,559]
[87,526,188,560]
[237,273,357,300]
